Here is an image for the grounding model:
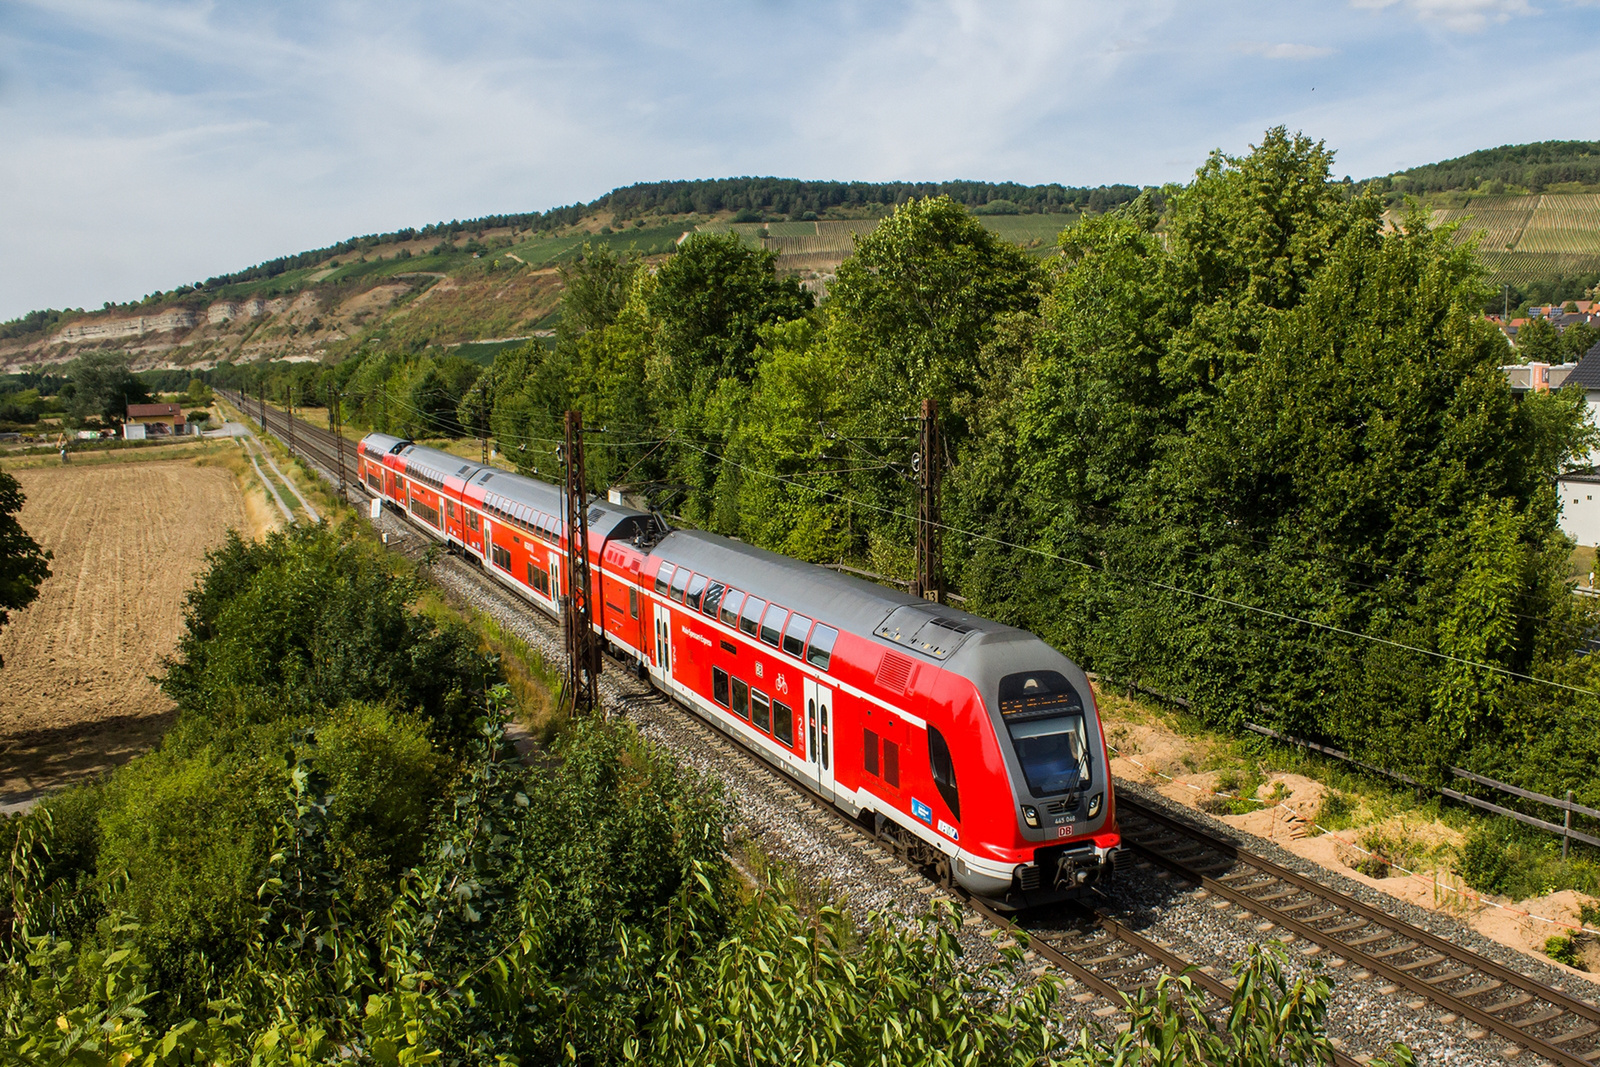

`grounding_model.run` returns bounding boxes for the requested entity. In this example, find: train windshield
[999,670,1091,797]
